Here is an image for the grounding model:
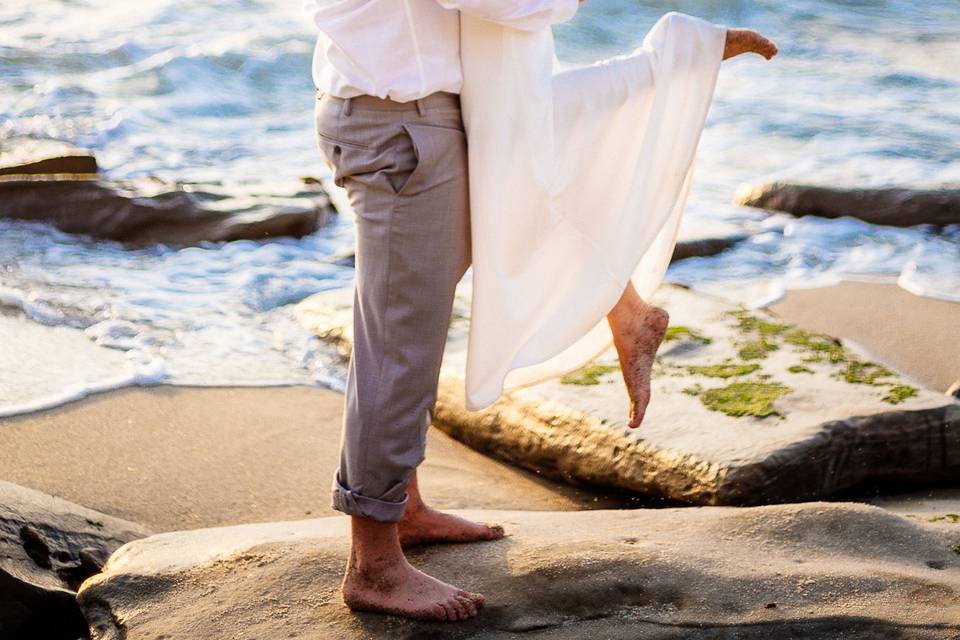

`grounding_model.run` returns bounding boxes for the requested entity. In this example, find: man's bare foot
[343,516,484,621]
[723,28,778,61]
[342,551,484,621]
[398,471,505,548]
[399,504,505,548]
[610,303,669,429]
